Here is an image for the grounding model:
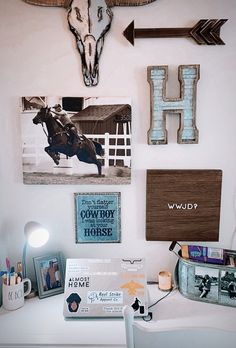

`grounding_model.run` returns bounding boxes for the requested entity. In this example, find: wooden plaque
[146,170,222,241]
